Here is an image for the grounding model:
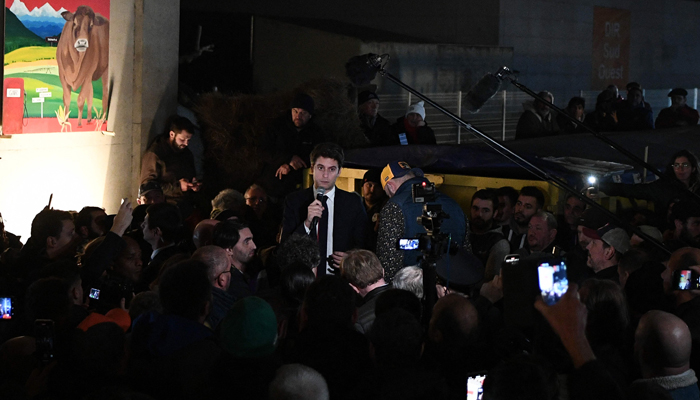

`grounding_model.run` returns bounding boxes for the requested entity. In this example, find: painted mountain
[4,6,45,53]
[8,0,66,39]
